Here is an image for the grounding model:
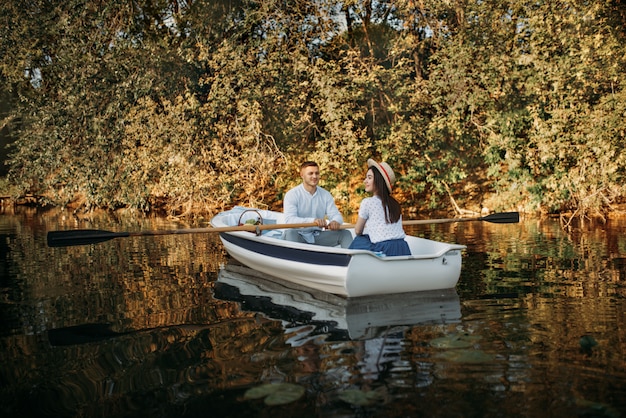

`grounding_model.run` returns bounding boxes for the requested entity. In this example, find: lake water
[1,207,625,418]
